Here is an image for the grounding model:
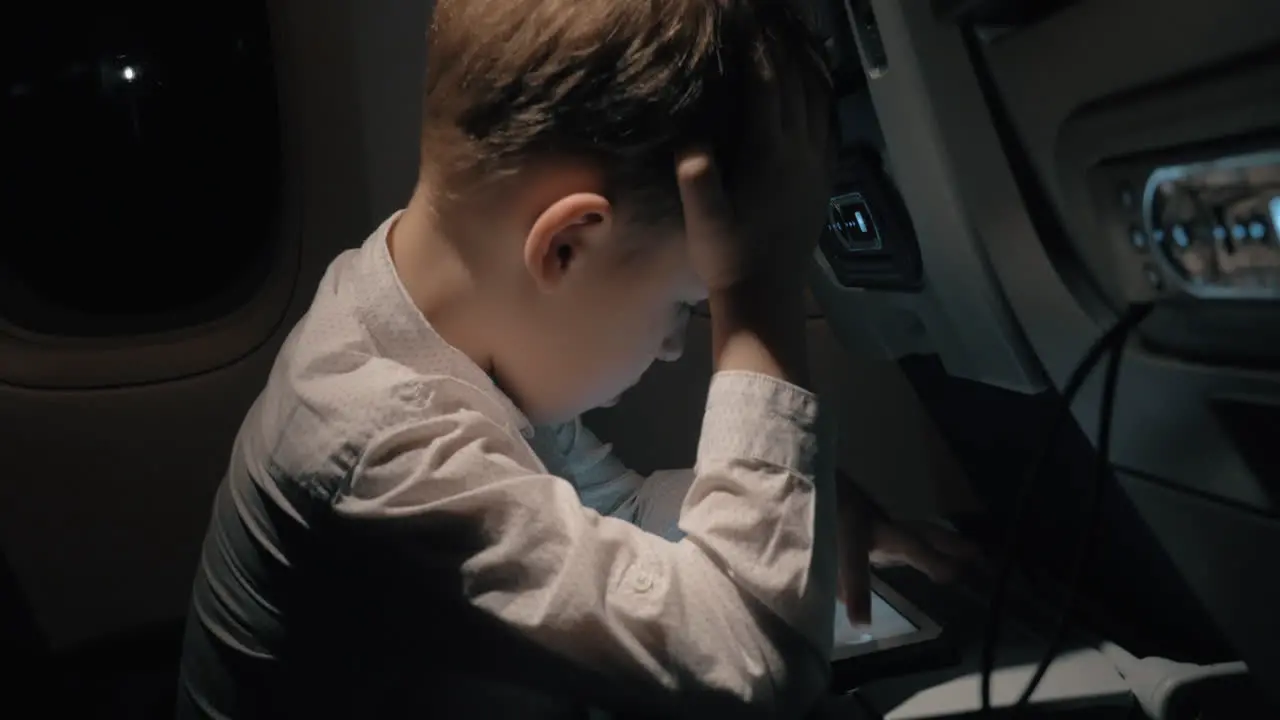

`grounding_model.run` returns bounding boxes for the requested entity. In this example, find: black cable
[1011,341,1124,709]
[979,303,1152,716]
[1010,303,1152,715]
[937,6,1157,714]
